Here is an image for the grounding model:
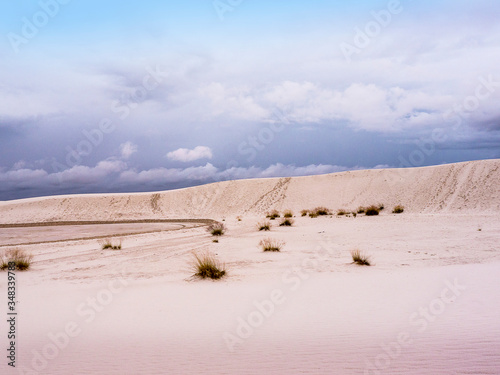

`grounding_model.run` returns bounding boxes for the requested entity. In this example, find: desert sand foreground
[1,160,500,374]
